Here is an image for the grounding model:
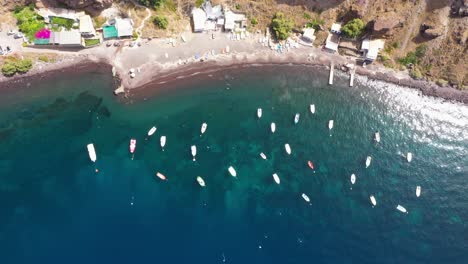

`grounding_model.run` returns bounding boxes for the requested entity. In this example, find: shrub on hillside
[271,12,293,40]
[342,18,365,38]
[153,16,168,30]
[1,62,17,76]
